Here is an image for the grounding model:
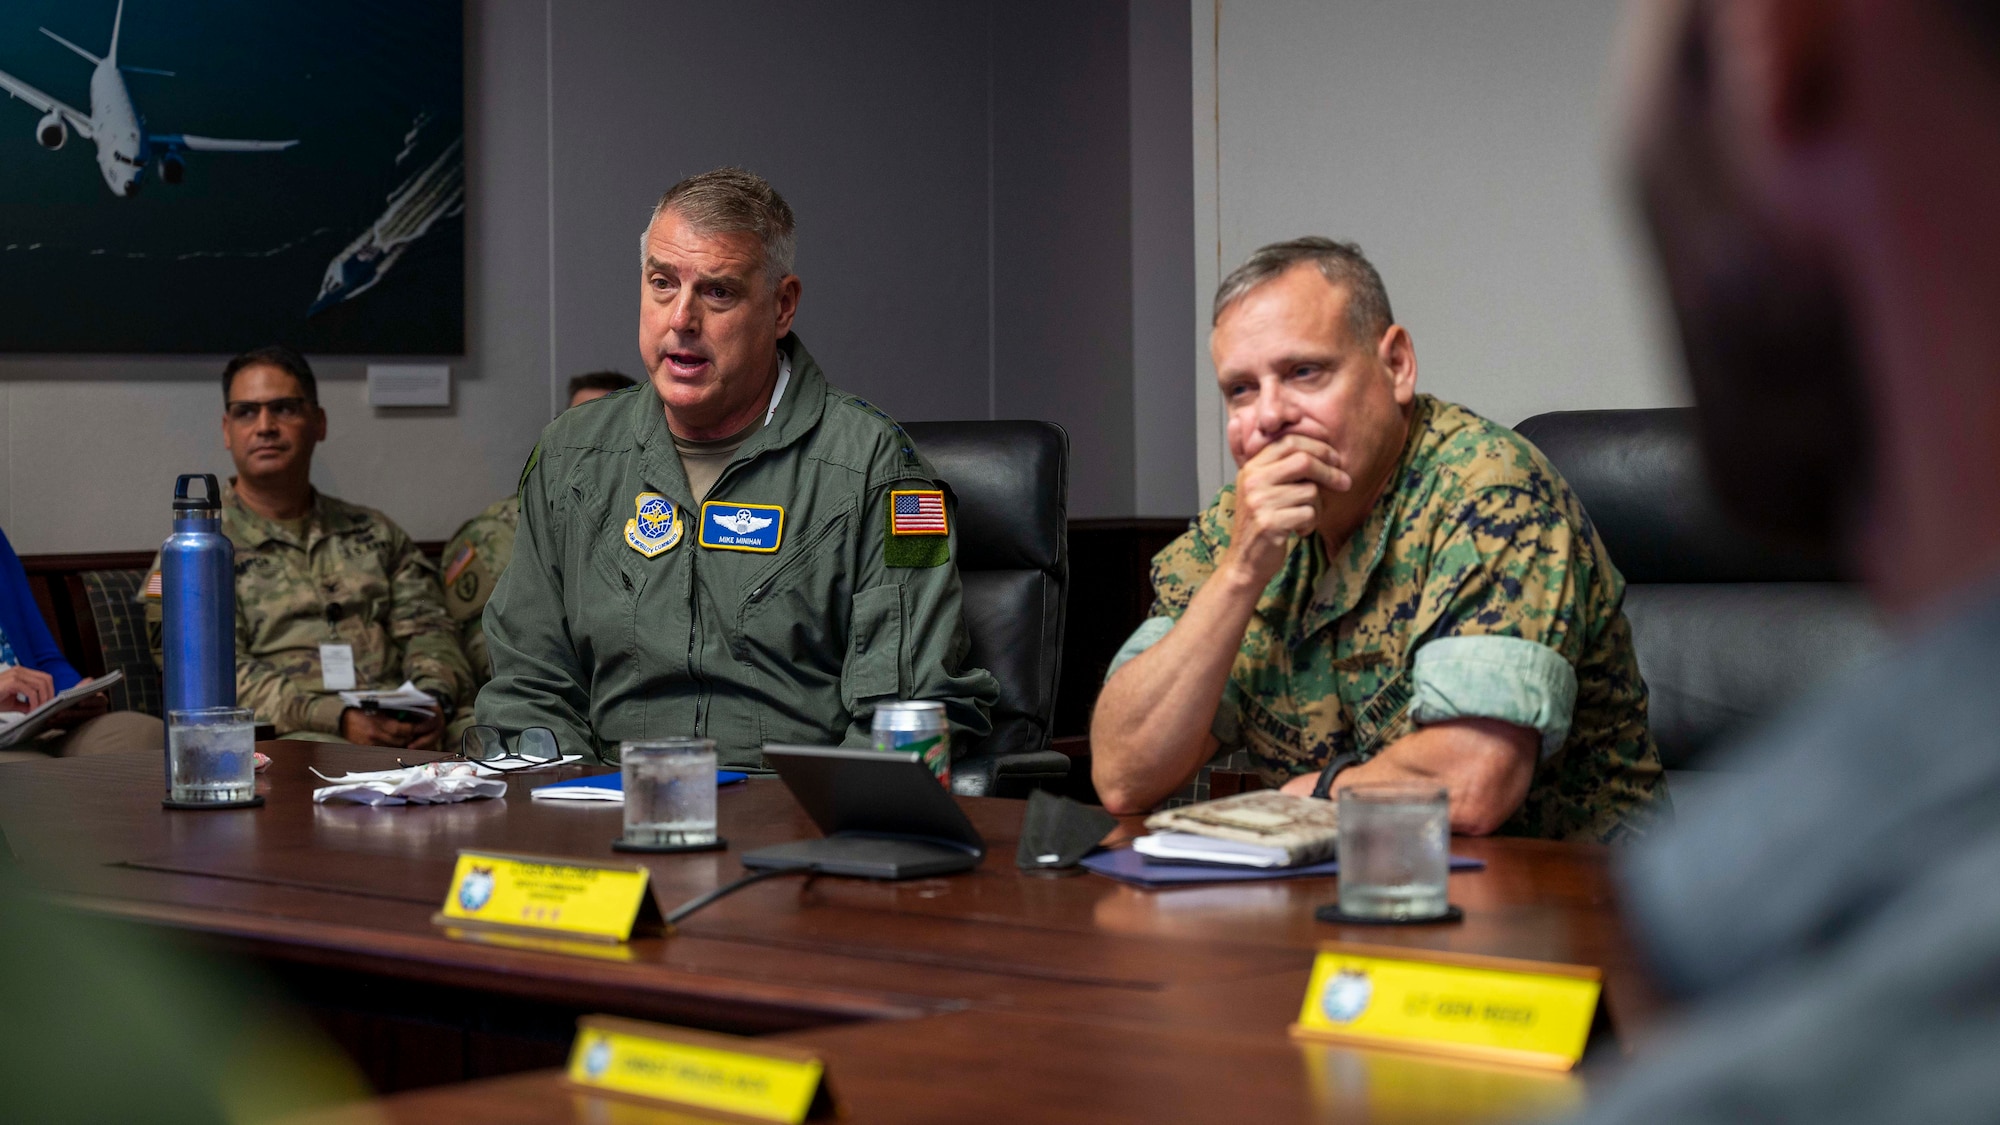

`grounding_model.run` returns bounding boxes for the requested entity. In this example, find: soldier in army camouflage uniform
[441,374,634,683]
[439,495,517,684]
[146,346,475,749]
[477,169,997,766]
[1093,239,1666,842]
